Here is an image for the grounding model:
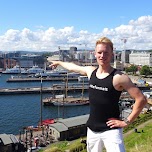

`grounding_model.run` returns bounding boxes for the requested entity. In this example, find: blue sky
[0,0,152,51]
